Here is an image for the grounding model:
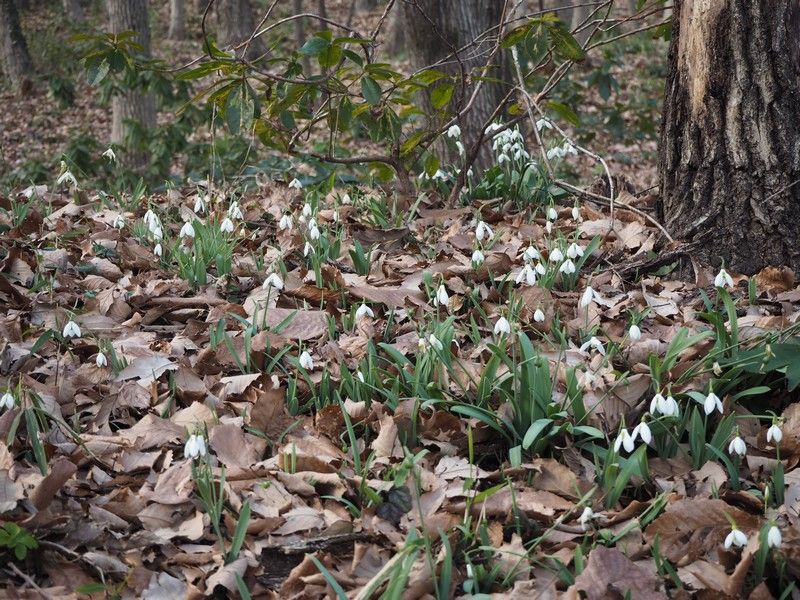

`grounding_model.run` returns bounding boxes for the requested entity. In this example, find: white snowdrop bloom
[95,352,108,368]
[728,435,747,457]
[62,320,81,339]
[534,308,545,323]
[307,217,318,231]
[309,225,321,241]
[559,259,576,274]
[57,168,78,188]
[704,391,723,415]
[631,421,652,445]
[547,206,558,221]
[515,265,537,286]
[579,506,596,530]
[494,316,511,336]
[713,361,723,376]
[467,168,474,179]
[580,286,596,308]
[102,148,117,162]
[663,395,680,417]
[220,217,235,233]
[299,351,314,370]
[534,262,546,275]
[475,220,493,242]
[428,334,444,352]
[279,214,293,231]
[289,178,303,189]
[572,206,580,220]
[523,246,539,262]
[456,141,465,156]
[629,324,642,341]
[193,195,206,214]
[227,201,243,220]
[0,392,15,411]
[356,371,365,383]
[562,142,578,156]
[580,336,605,356]
[154,243,163,257]
[341,193,352,205]
[434,284,449,308]
[113,214,125,229]
[179,221,195,238]
[567,243,584,259]
[302,203,313,217]
[262,273,284,291]
[143,209,158,228]
[767,423,783,444]
[332,210,339,222]
[418,336,428,352]
[536,118,553,131]
[150,223,163,240]
[547,147,564,160]
[650,393,666,415]
[767,525,782,549]
[447,124,461,138]
[614,429,634,453]
[545,220,553,234]
[355,304,374,319]
[184,434,207,459]
[303,242,314,257]
[432,169,448,181]
[724,527,748,549]
[549,248,564,263]
[485,122,503,134]
[714,268,734,289]
[471,249,485,266]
